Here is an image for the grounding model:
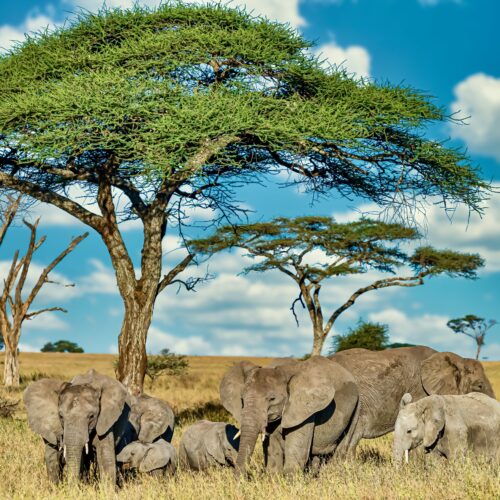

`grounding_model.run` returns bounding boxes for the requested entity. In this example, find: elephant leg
[264,428,284,473]
[44,441,62,483]
[95,431,117,484]
[283,418,314,475]
[334,403,362,460]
